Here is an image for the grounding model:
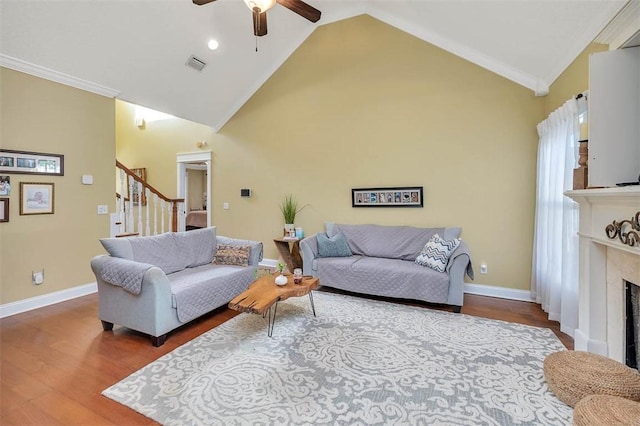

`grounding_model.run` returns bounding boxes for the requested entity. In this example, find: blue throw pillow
[317,232,352,258]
